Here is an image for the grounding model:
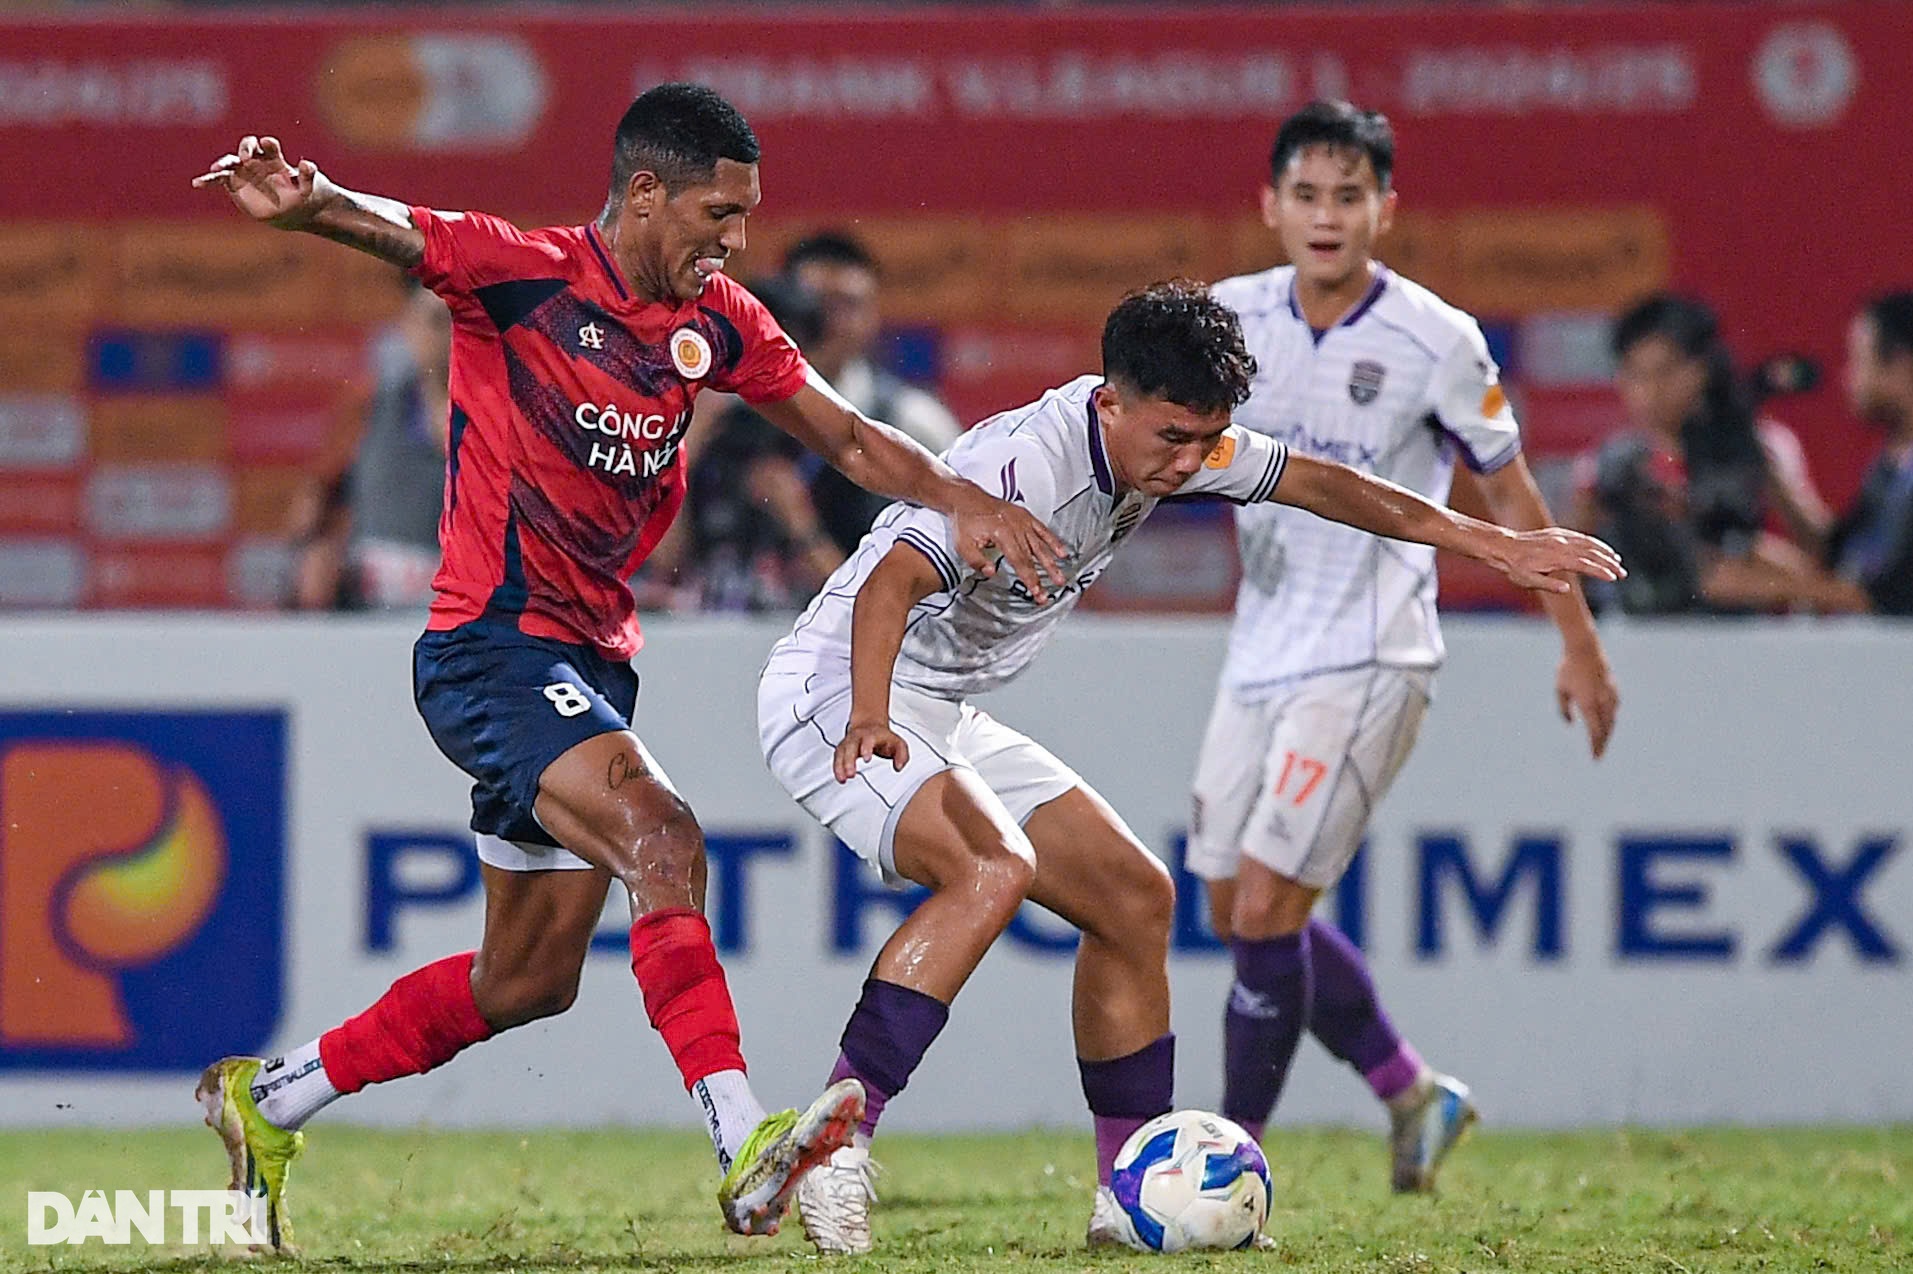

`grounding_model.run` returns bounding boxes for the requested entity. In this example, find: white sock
[693,1069,767,1171]
[250,1039,341,1131]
